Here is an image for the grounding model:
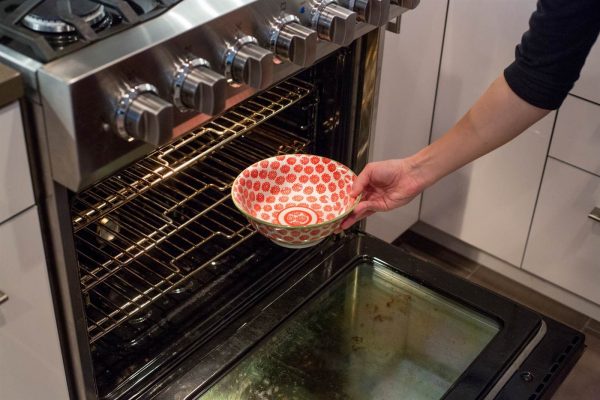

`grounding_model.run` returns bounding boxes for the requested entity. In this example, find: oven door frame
[151,232,584,400]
